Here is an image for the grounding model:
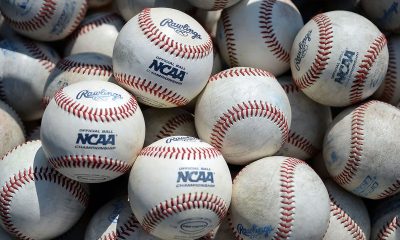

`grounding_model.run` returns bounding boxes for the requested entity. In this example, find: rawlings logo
[76,133,115,146]
[177,171,214,183]
[165,136,198,143]
[160,18,202,40]
[294,30,312,71]
[237,224,274,239]
[76,89,123,101]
